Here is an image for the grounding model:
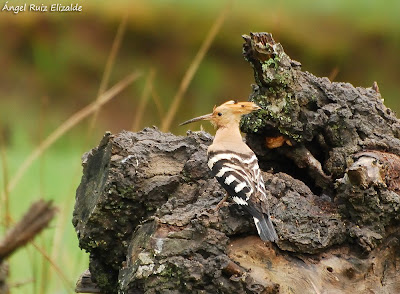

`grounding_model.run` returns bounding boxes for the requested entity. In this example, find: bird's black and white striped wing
[208,151,278,242]
[208,151,255,206]
[248,162,278,241]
